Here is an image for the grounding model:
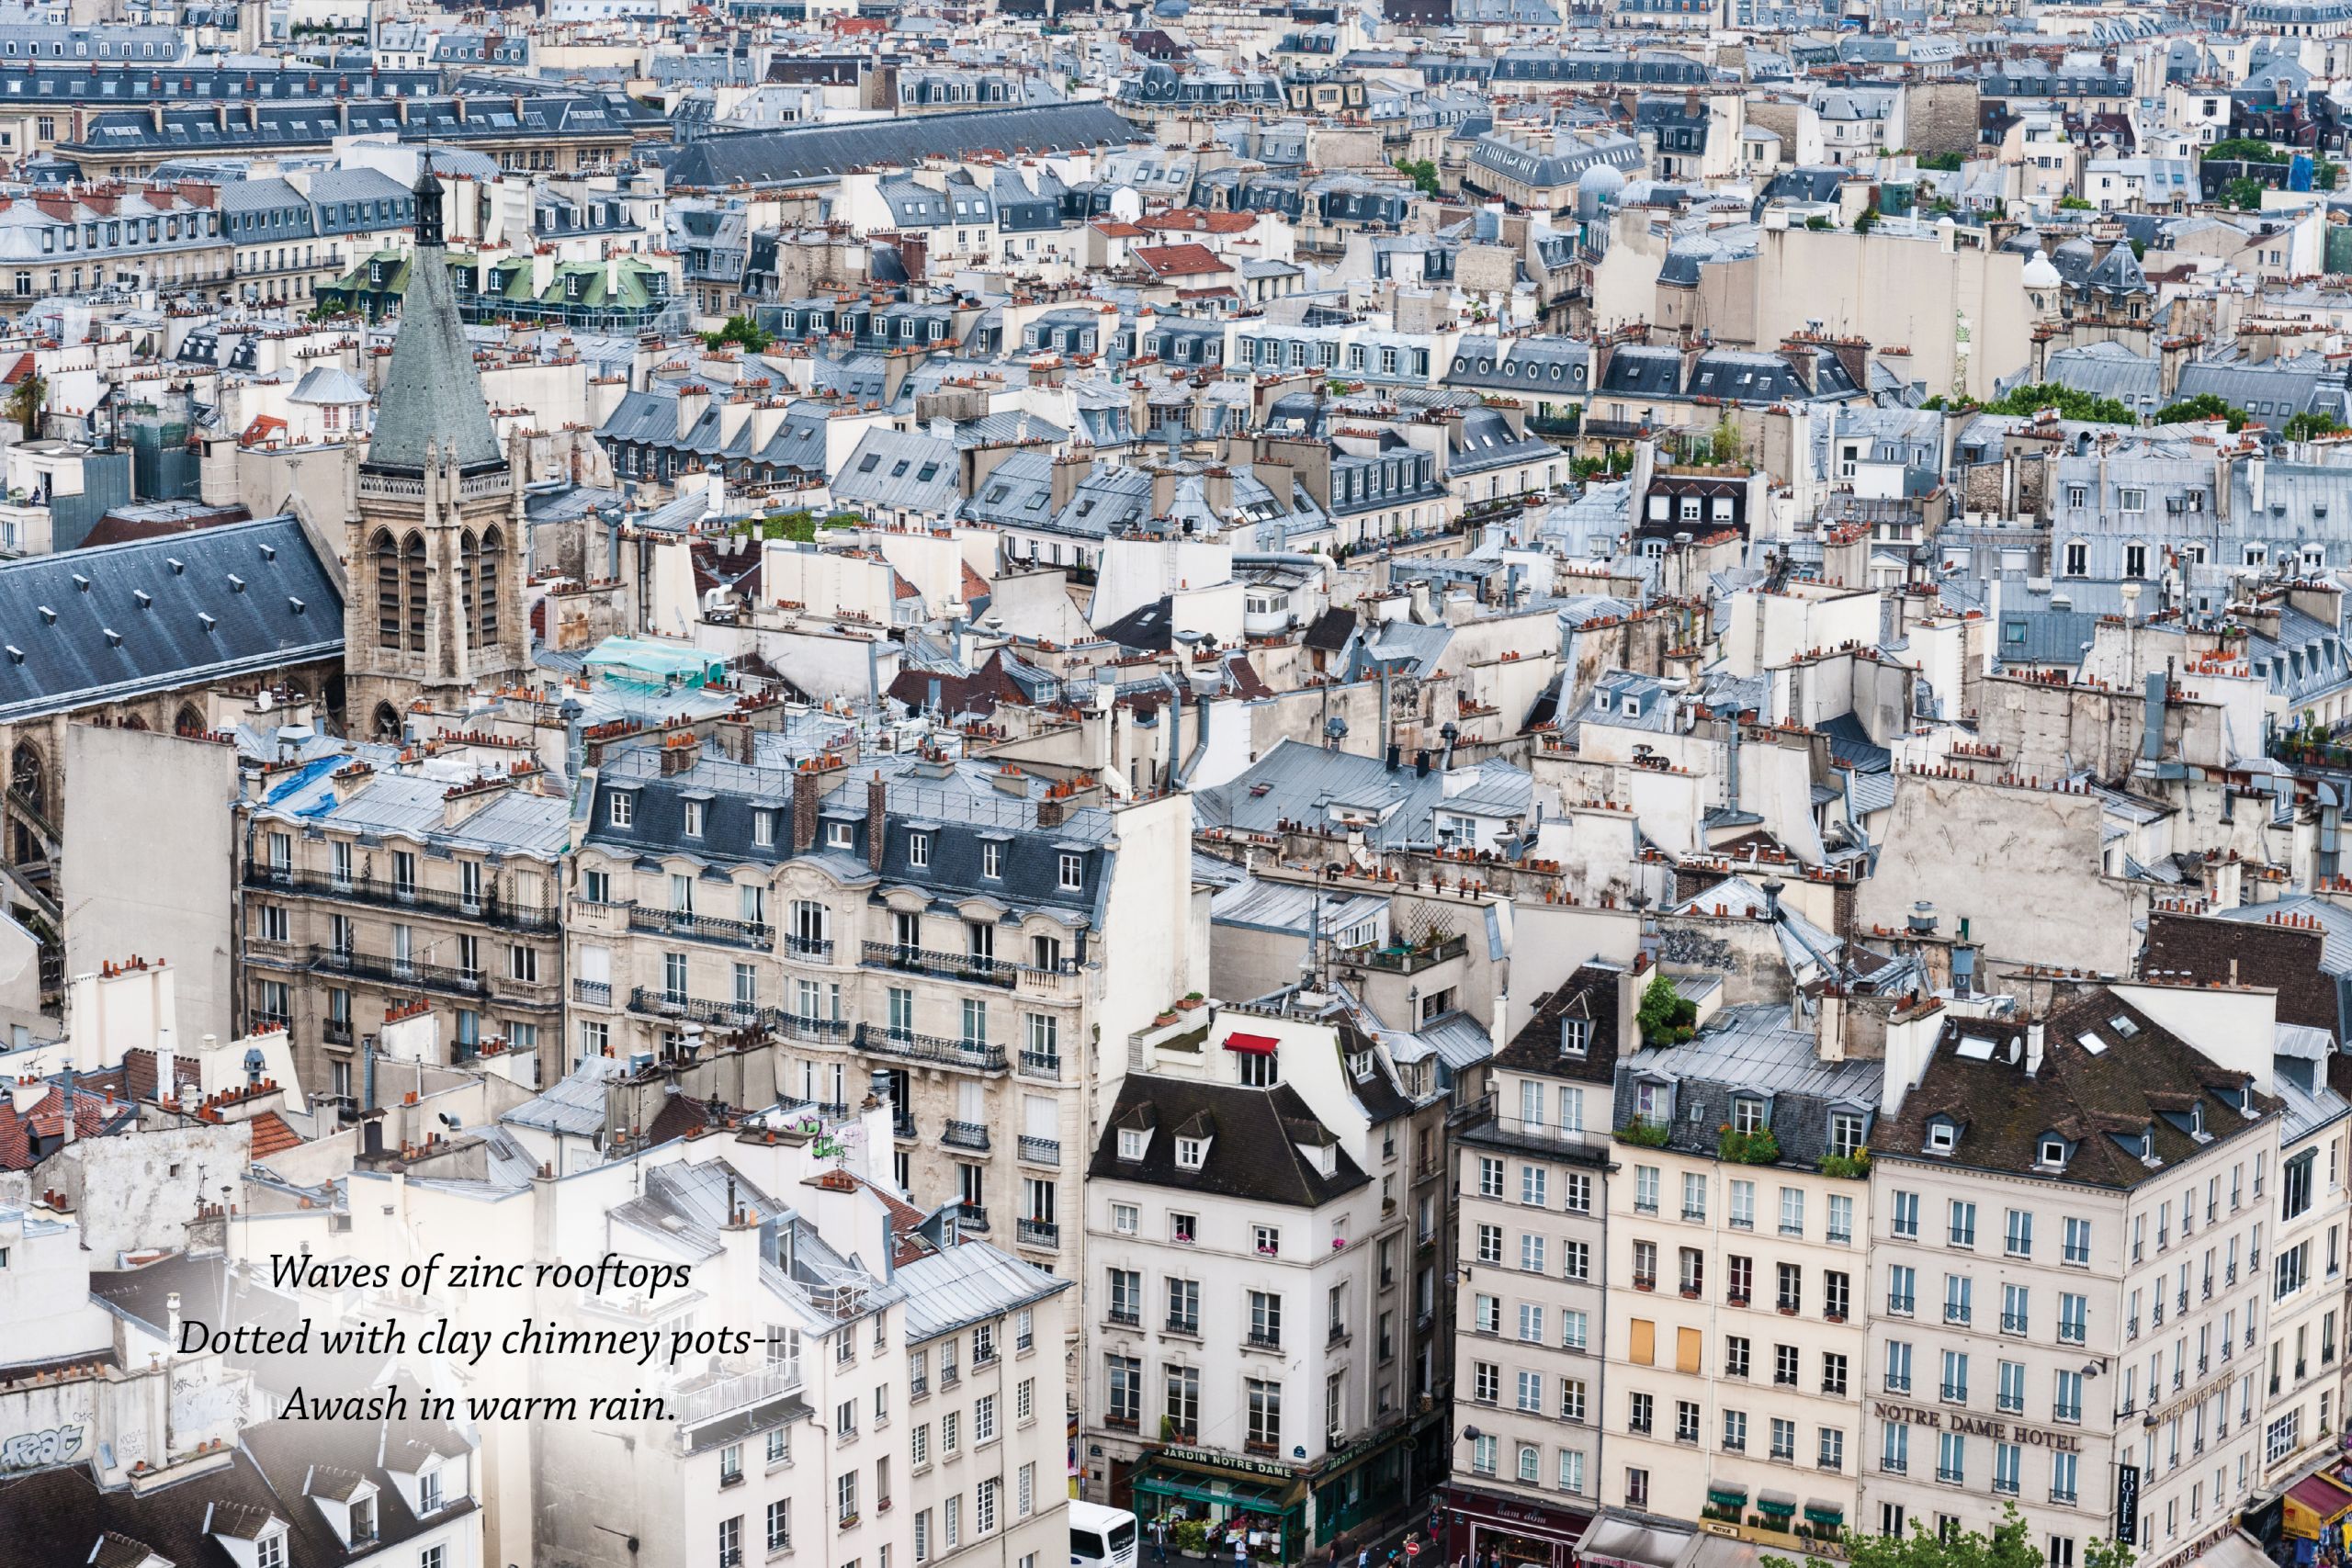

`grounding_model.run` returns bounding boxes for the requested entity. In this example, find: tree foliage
[700,313,773,353]
[2207,137,2287,164]
[1394,159,1441,197]
[1977,381,2137,424]
[1636,971,1698,1046]
[1764,1503,2132,1568]
[1916,151,1966,172]
[2153,392,2245,431]
[2225,176,2267,211]
[4,374,41,435]
[2056,195,2093,210]
[2286,411,2349,442]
